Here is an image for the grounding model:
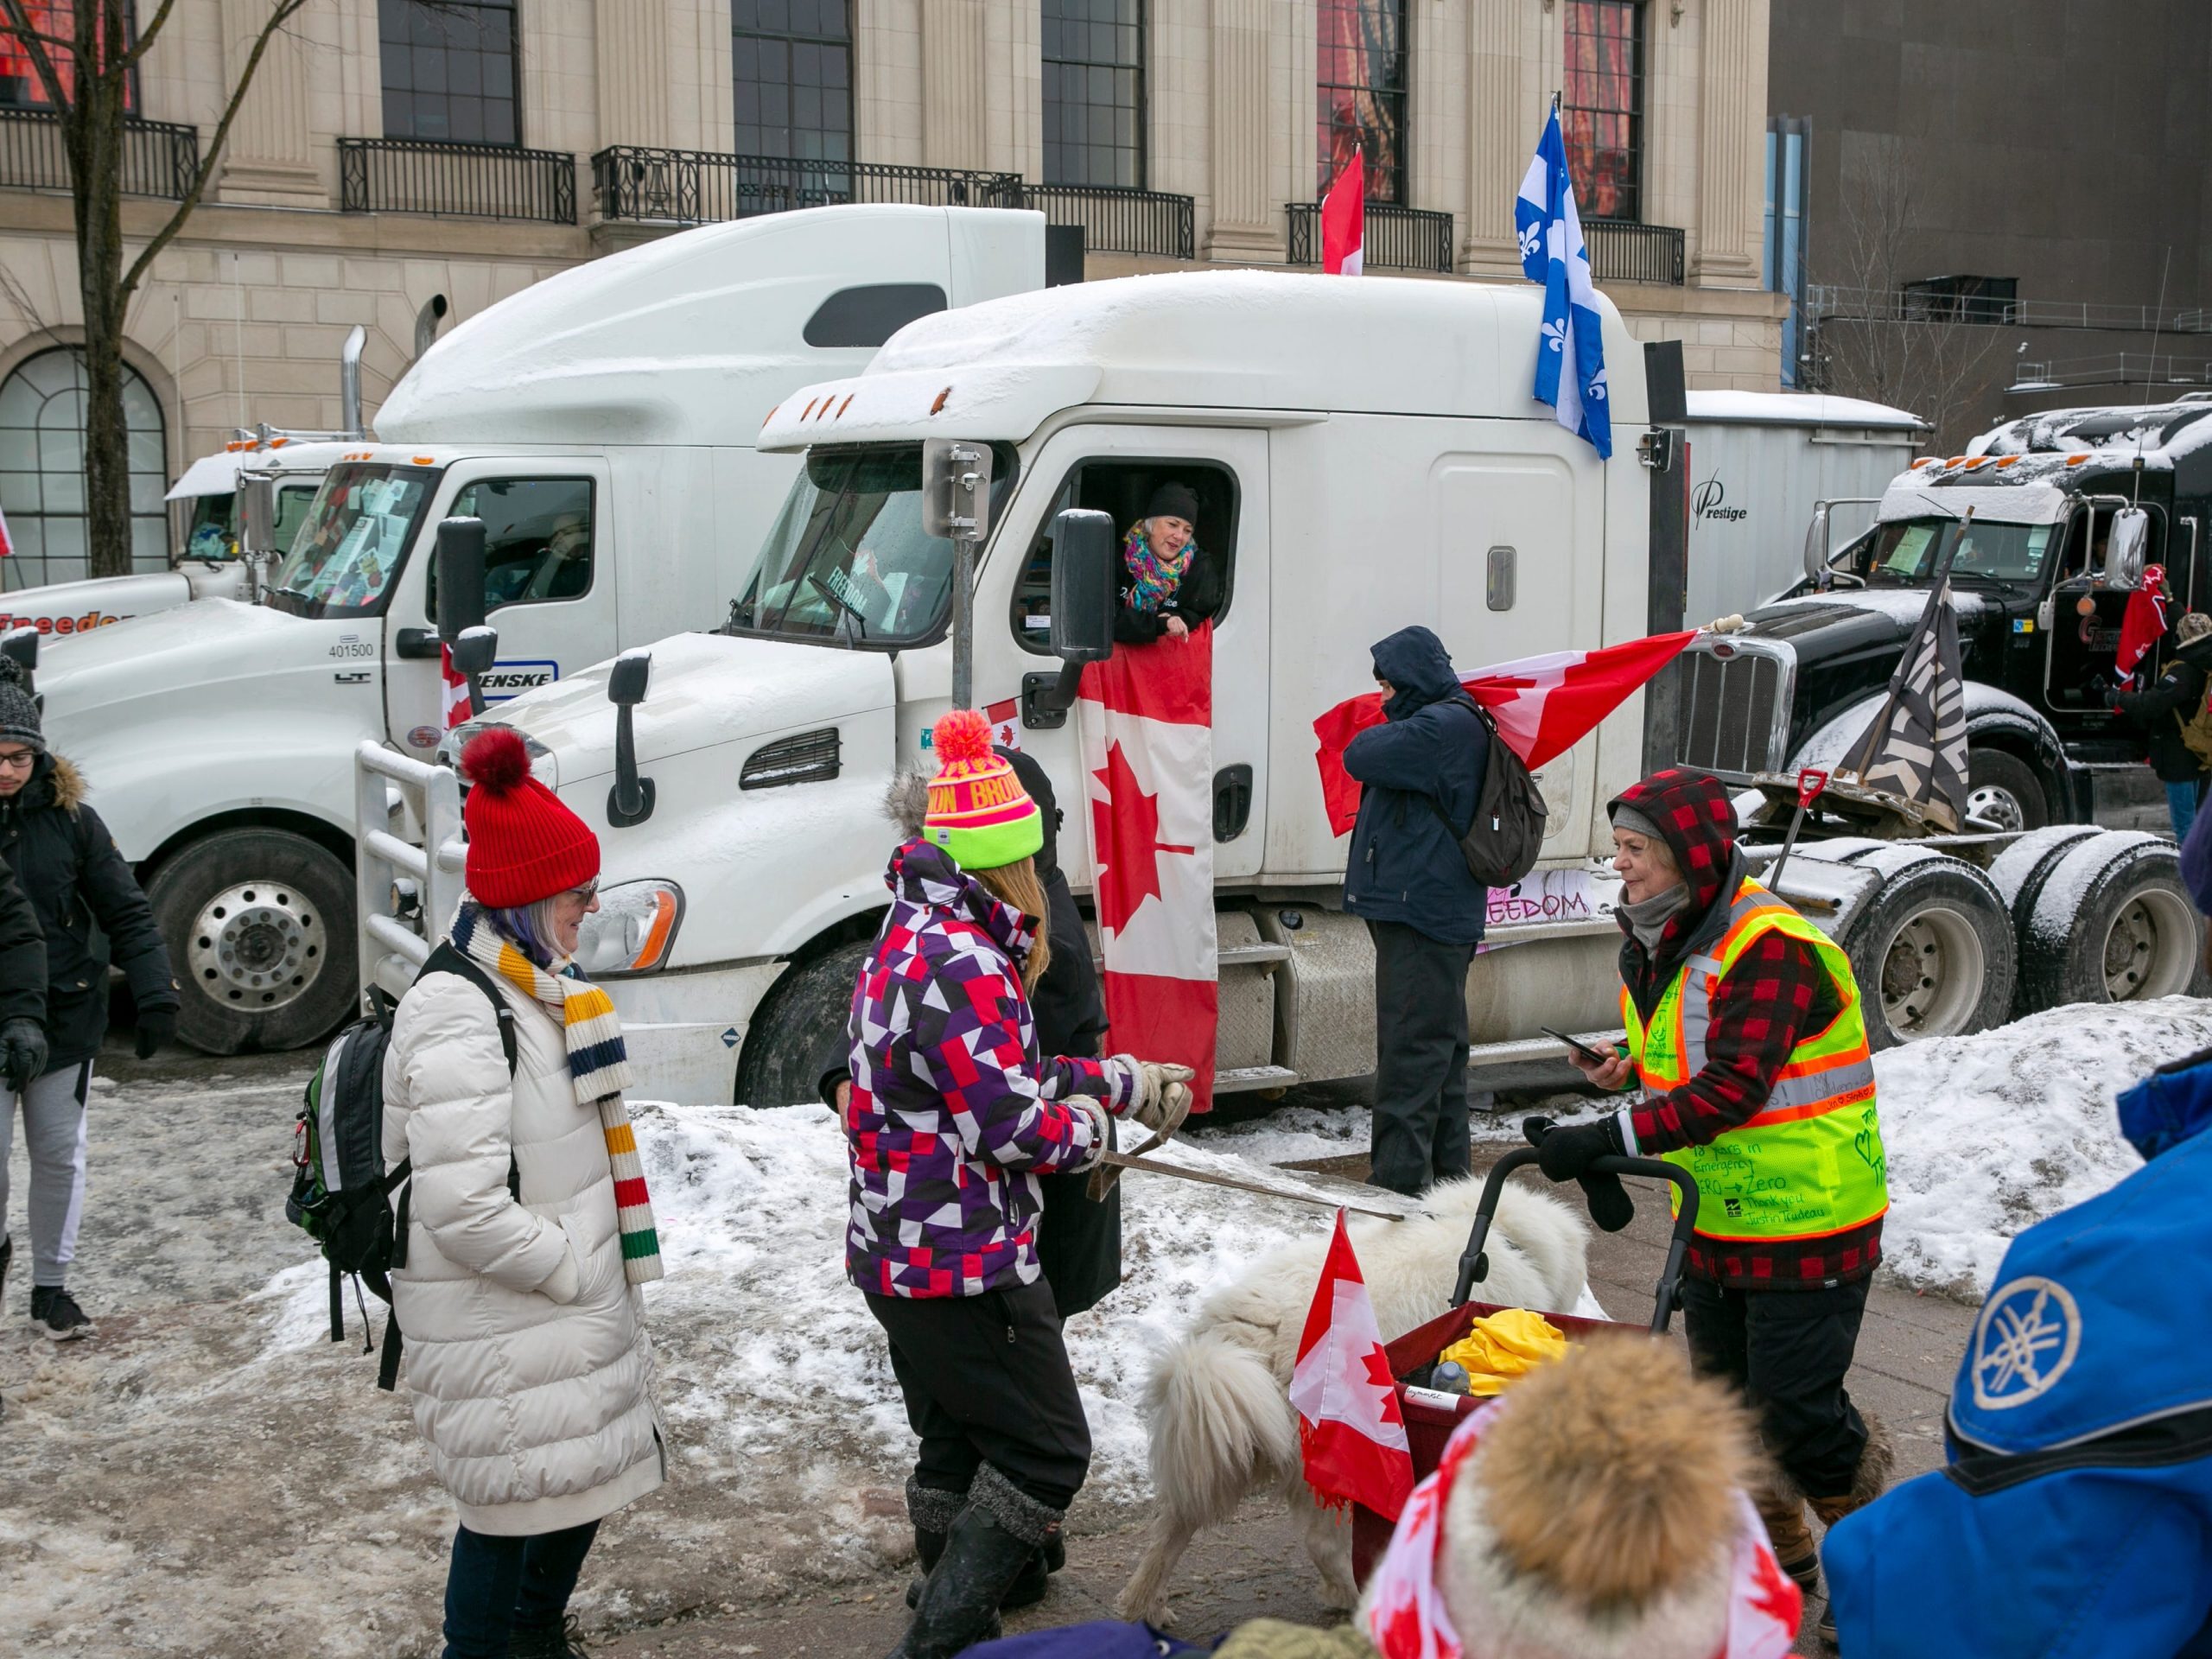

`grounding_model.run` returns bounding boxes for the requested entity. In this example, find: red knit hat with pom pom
[460,727,600,906]
[923,709,1042,870]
